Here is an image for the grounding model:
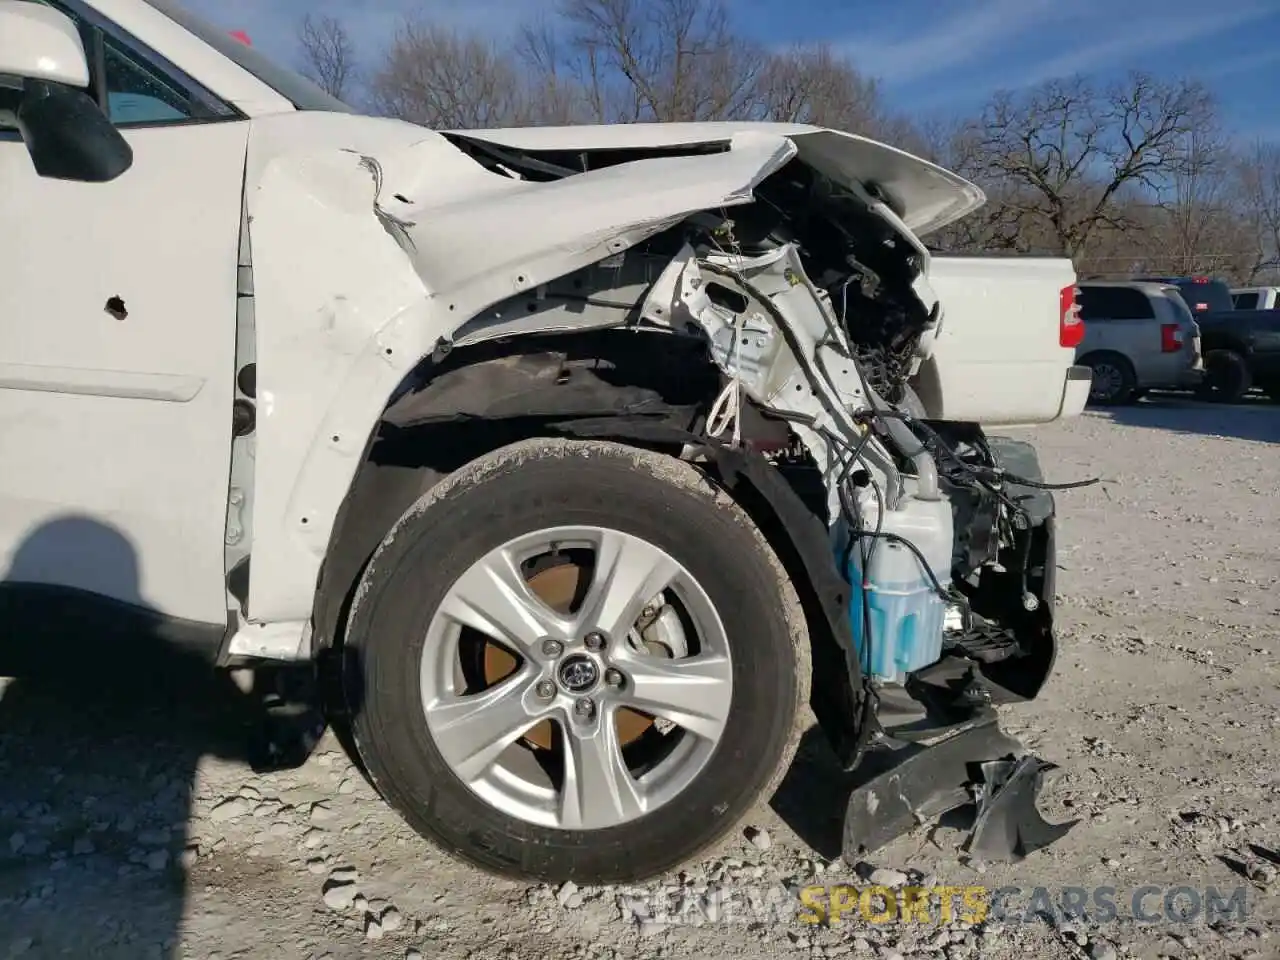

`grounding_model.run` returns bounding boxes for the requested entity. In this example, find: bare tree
[1135,127,1259,278]
[752,45,889,134]
[923,119,1053,254]
[1235,141,1280,282]
[298,14,356,101]
[549,0,766,122]
[371,21,528,129]
[514,18,608,124]
[966,73,1215,262]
